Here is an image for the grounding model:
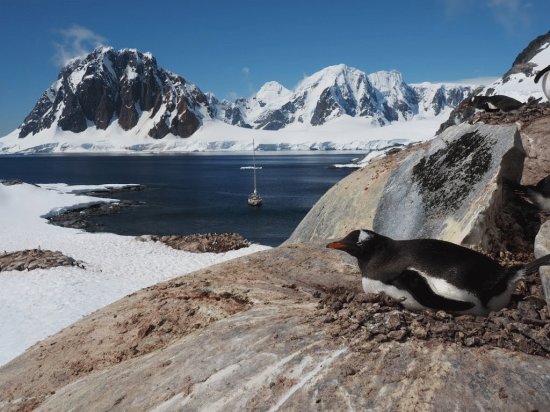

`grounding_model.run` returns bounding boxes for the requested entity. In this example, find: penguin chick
[327,229,550,315]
